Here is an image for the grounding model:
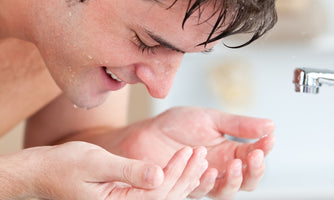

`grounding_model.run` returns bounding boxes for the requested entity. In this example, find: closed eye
[133,33,160,55]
